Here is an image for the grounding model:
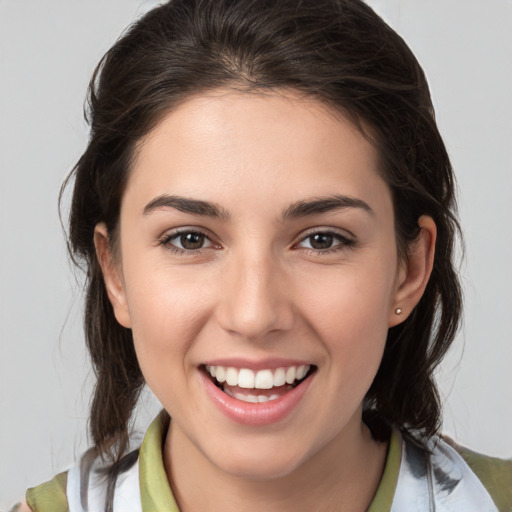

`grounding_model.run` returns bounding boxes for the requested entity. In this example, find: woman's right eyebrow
[143,194,231,221]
